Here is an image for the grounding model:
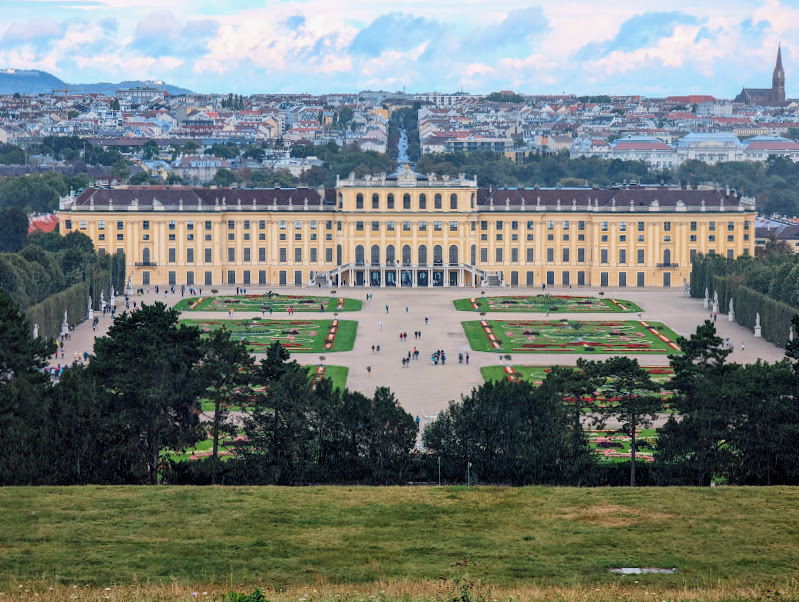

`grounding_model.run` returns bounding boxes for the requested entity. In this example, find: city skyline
[0,0,796,96]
